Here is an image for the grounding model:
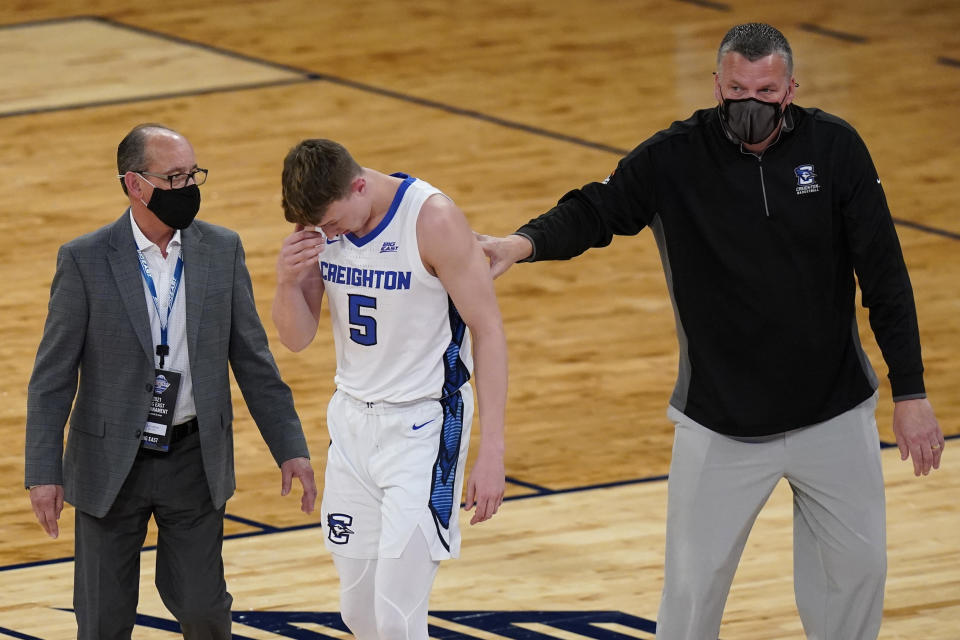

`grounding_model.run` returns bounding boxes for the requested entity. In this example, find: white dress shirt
[130,210,196,425]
